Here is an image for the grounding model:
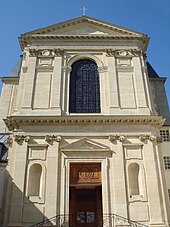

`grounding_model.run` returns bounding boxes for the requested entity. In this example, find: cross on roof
[81,6,88,16]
